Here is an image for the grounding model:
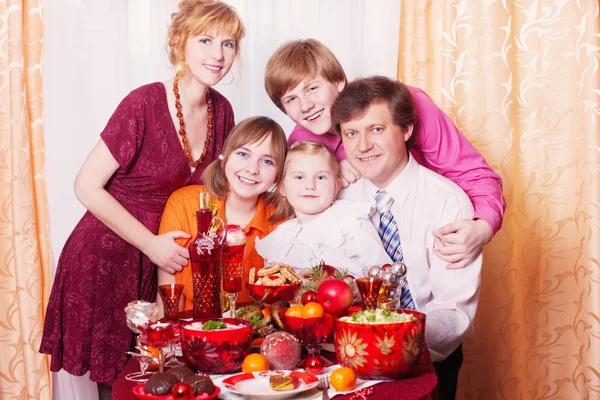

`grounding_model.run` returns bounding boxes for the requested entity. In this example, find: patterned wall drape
[398,1,600,399]
[0,0,51,399]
